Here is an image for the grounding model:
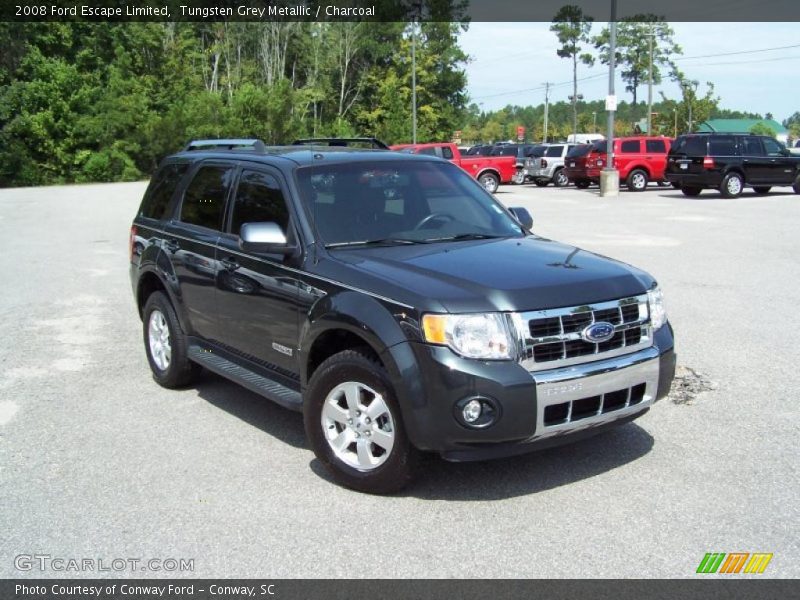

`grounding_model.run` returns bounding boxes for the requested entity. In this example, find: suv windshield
[296,160,524,247]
